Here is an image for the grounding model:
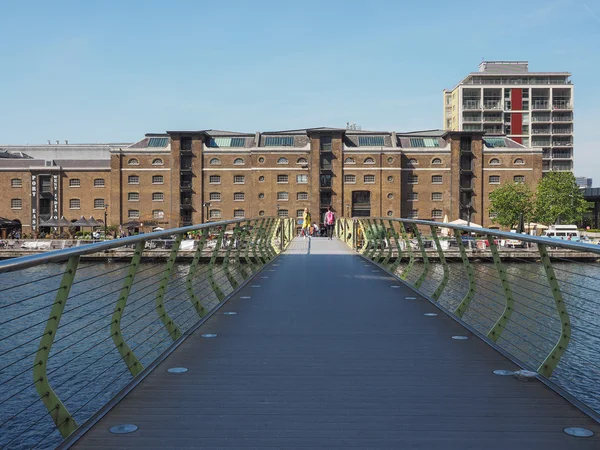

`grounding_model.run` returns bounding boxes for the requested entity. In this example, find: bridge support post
[399,222,414,280]
[454,231,476,318]
[186,229,208,317]
[112,241,145,376]
[486,234,514,342]
[381,219,393,266]
[208,226,226,302]
[430,225,449,301]
[390,220,403,273]
[155,234,183,341]
[33,255,80,438]
[537,243,571,378]
[412,225,430,289]
[222,224,238,290]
